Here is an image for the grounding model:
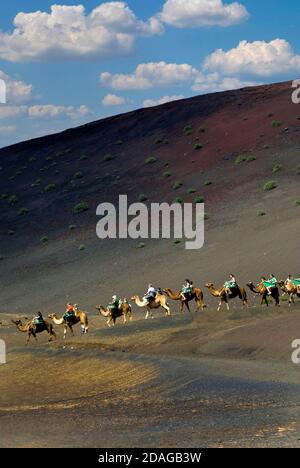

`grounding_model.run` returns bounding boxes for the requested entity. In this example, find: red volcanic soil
[0,80,299,242]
